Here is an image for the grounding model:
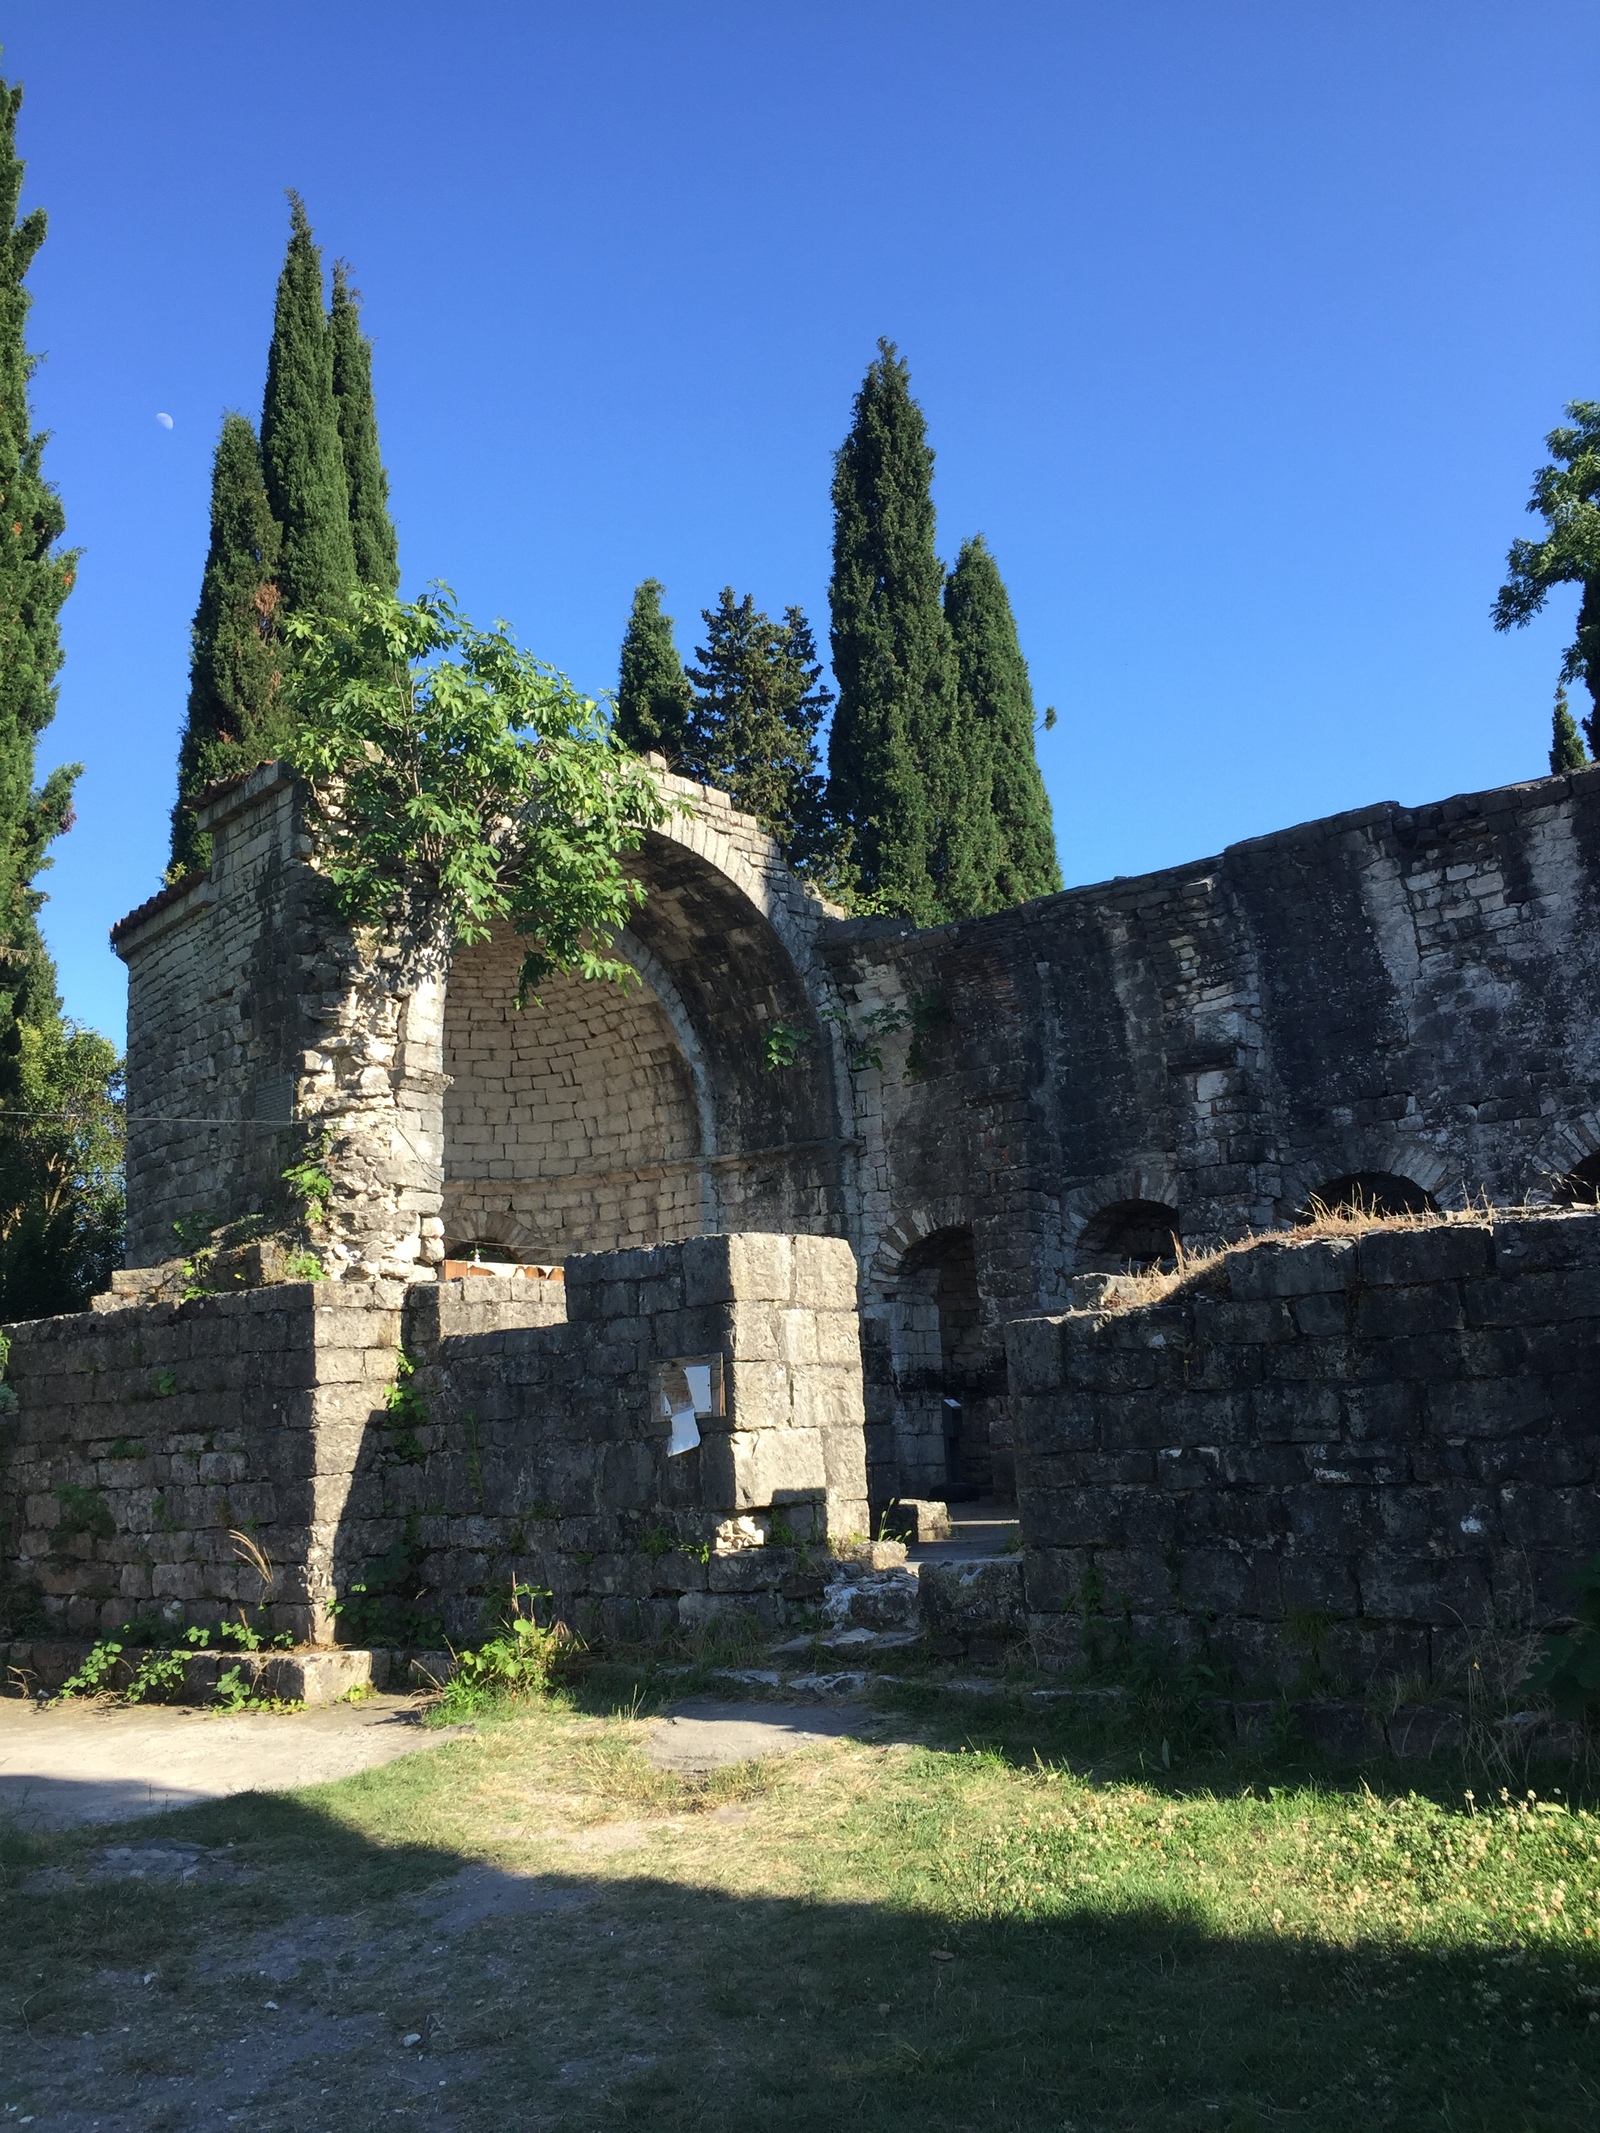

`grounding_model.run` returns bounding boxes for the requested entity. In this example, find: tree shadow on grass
[1,1775,1598,2132]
